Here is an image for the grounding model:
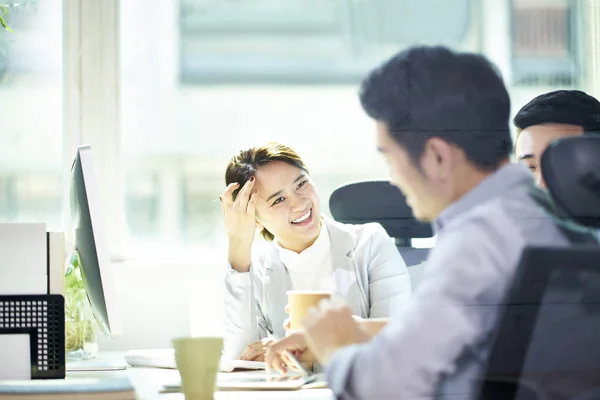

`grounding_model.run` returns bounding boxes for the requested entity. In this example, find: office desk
[67,352,334,400]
